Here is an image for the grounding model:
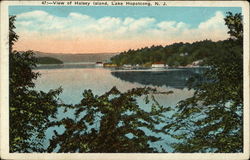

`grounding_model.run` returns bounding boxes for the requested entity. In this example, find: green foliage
[9,16,19,53]
[9,16,62,152]
[48,87,171,153]
[166,12,243,153]
[111,40,224,67]
[224,12,243,43]
[37,56,63,64]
